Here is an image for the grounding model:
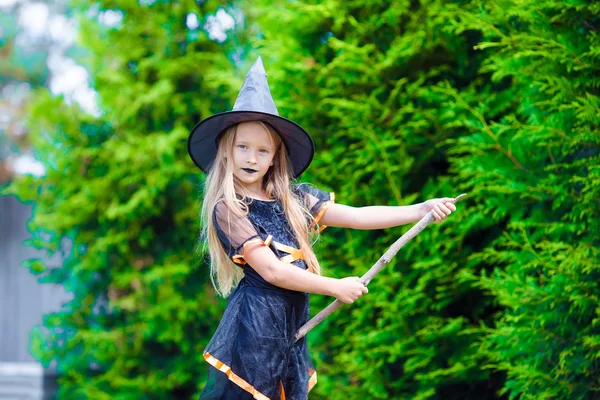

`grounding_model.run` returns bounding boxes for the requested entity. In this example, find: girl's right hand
[334,276,368,304]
